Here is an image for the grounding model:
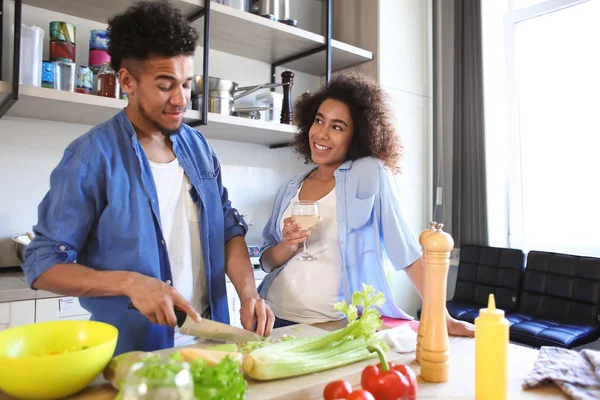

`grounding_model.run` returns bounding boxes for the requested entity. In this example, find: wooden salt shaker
[280,70,294,124]
[416,221,437,364]
[420,223,453,383]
